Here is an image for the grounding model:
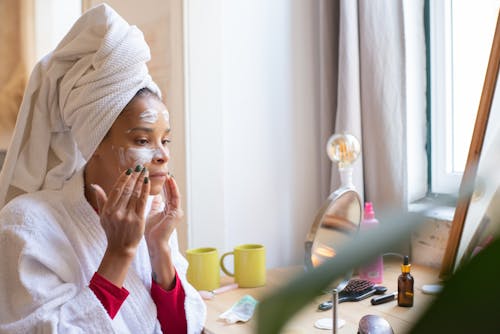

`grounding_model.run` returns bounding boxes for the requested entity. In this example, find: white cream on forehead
[139,108,169,124]
[117,147,168,167]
